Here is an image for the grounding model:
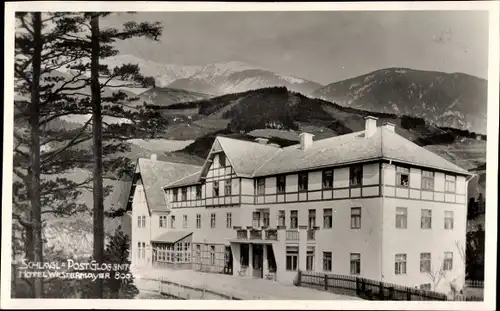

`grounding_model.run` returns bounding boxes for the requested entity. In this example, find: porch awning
[151,231,192,244]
